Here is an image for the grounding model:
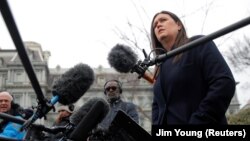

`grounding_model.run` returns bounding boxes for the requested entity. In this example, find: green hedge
[227,108,250,124]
